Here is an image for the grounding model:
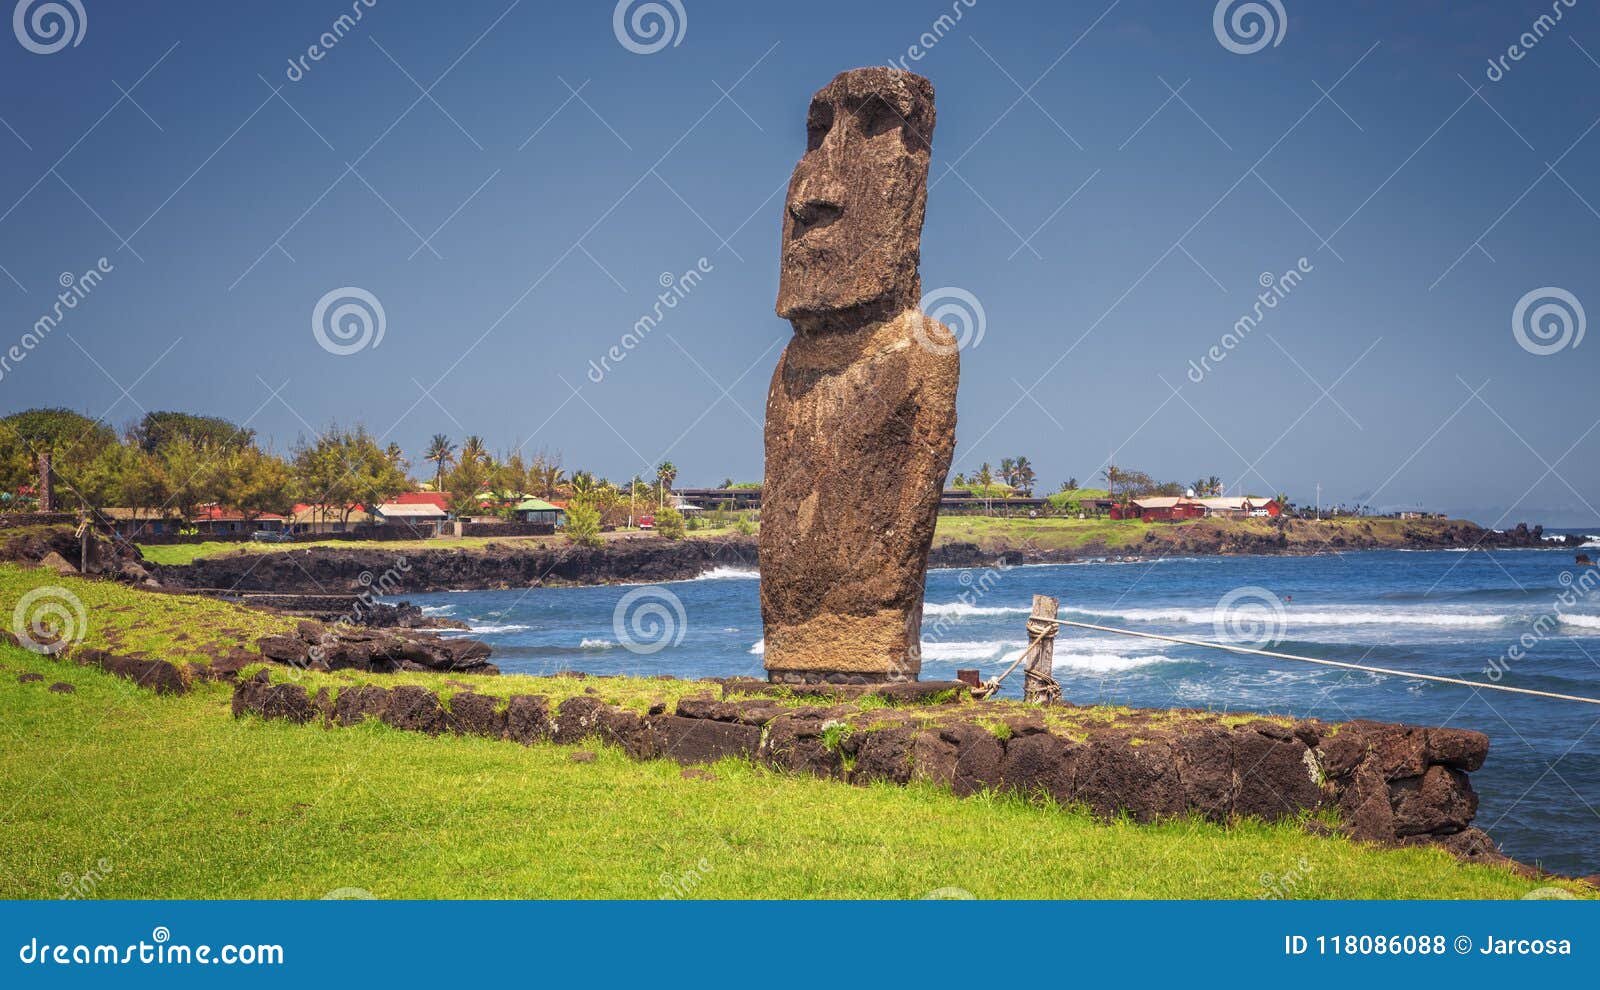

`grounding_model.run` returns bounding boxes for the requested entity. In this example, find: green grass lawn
[0,563,296,667]
[0,644,1584,899]
[935,515,1160,551]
